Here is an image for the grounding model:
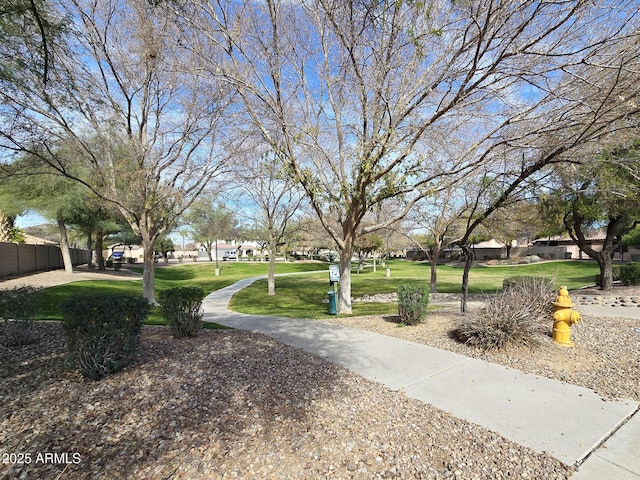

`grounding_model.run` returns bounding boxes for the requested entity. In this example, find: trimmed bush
[397,283,429,325]
[62,294,150,380]
[0,285,40,346]
[456,276,555,351]
[620,262,640,286]
[158,286,205,338]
